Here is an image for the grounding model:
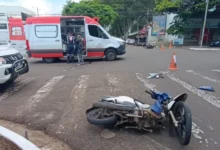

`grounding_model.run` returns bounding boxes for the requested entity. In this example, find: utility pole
[146,7,149,44]
[200,0,209,47]
[37,7,39,17]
